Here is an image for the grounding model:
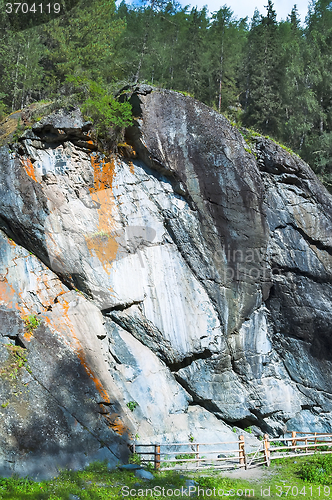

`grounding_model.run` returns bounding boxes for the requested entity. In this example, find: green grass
[174,89,194,98]
[237,126,301,160]
[299,453,332,485]
[1,455,332,499]
[263,134,300,157]
[0,344,29,381]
